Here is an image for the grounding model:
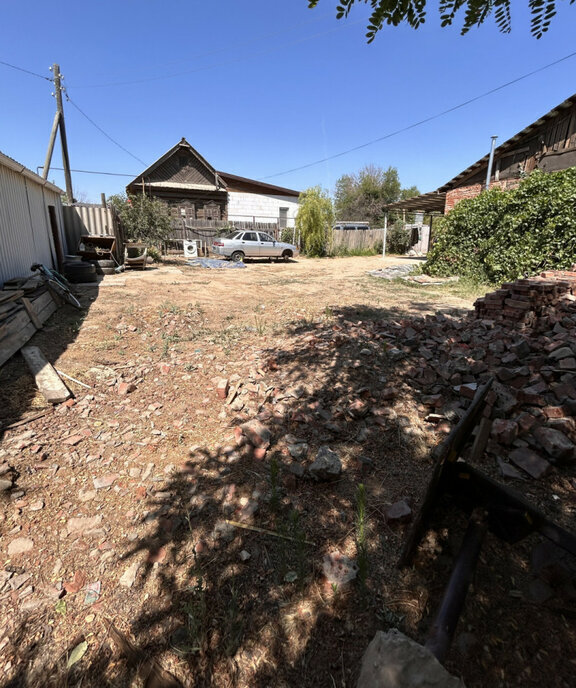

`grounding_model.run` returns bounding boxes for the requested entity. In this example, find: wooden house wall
[454,102,576,190]
[148,150,218,186]
[151,189,228,223]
